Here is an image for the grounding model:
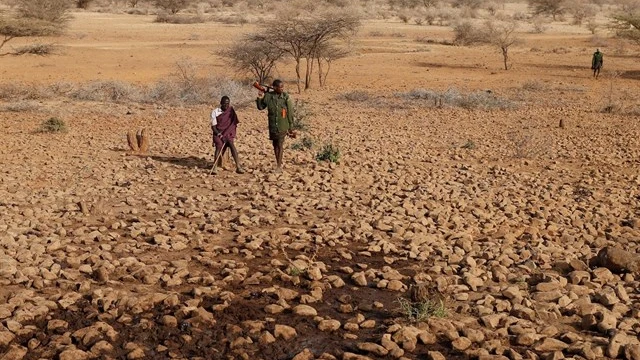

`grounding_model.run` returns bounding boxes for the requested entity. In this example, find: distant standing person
[256,79,295,173]
[591,49,603,79]
[211,96,244,174]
